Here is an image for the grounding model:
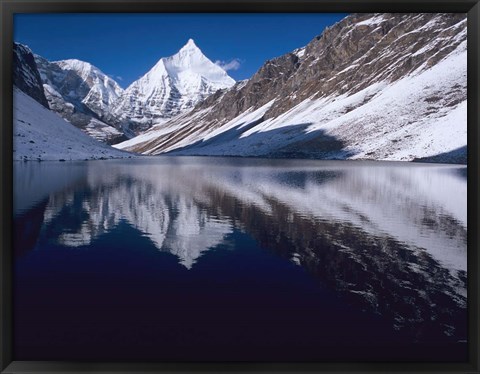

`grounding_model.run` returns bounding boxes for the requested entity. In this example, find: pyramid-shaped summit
[179,38,199,51]
[112,39,236,135]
